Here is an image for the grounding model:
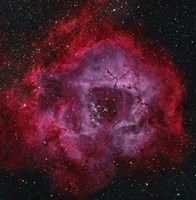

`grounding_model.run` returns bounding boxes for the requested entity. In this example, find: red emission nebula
[0,0,189,196]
